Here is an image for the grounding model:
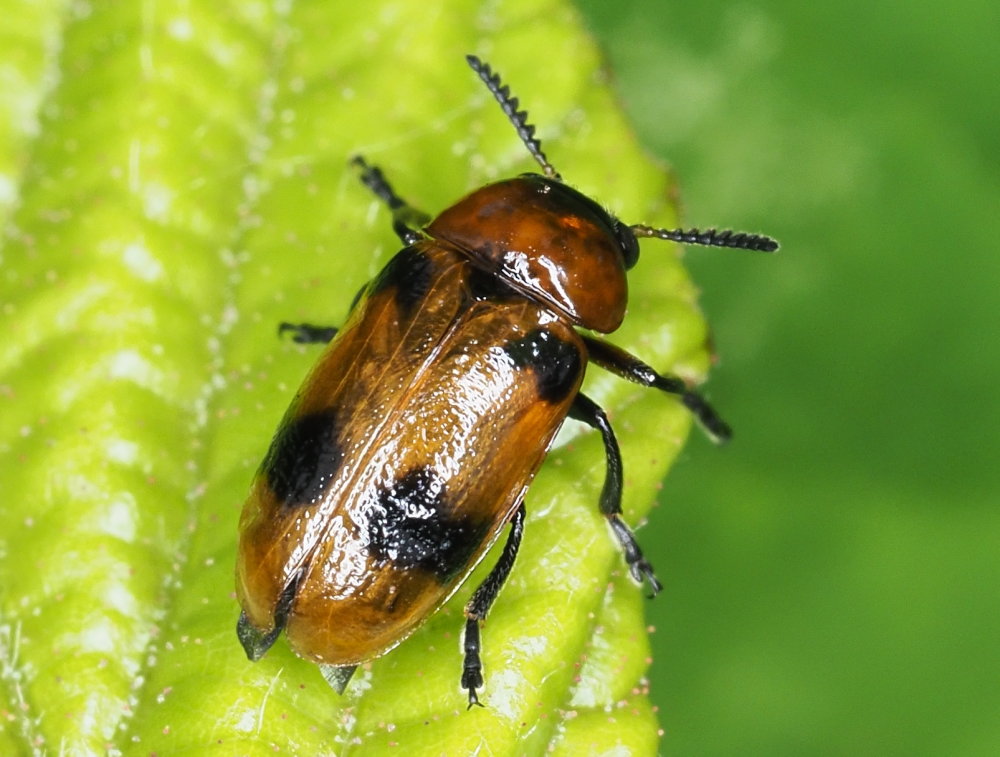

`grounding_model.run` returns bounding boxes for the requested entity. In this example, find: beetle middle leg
[278,322,338,344]
[569,393,662,597]
[277,284,371,344]
[462,503,526,708]
[582,335,732,443]
[352,155,430,245]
